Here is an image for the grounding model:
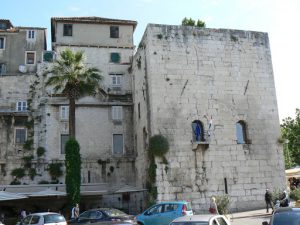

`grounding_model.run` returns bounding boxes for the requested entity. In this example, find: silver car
[169,214,231,225]
[20,212,66,225]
